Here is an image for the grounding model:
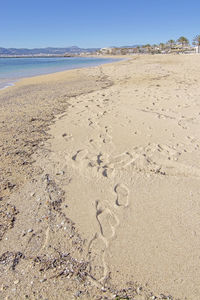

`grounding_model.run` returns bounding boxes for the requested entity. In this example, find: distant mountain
[120,45,141,48]
[111,45,141,48]
[0,46,100,56]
